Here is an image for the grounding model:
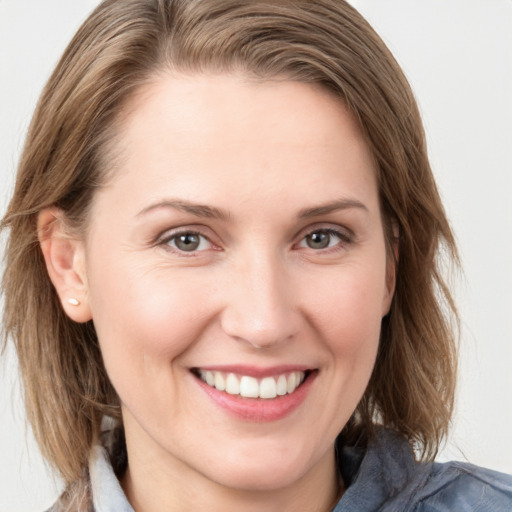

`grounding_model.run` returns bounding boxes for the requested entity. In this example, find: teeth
[225,373,240,395]
[205,371,215,387]
[214,372,225,391]
[260,377,277,399]
[287,372,297,393]
[198,370,306,399]
[240,376,259,397]
[276,374,287,396]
